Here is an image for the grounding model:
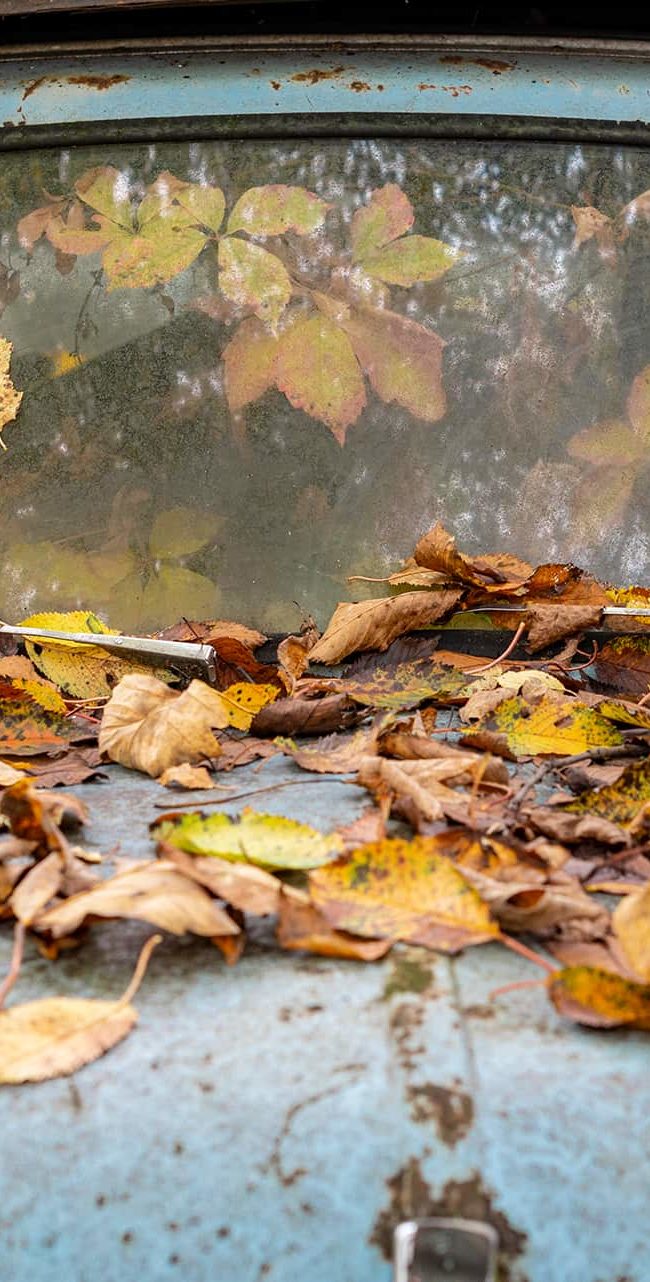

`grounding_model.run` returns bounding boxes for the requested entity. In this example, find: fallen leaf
[0,335,23,448]
[571,205,616,260]
[11,747,105,788]
[414,522,529,590]
[154,807,343,871]
[0,934,160,1083]
[377,730,510,785]
[526,604,602,651]
[336,807,387,851]
[460,866,608,940]
[158,763,216,790]
[21,609,172,700]
[350,184,414,259]
[594,638,650,696]
[309,590,461,664]
[9,852,63,925]
[0,762,26,786]
[463,695,623,759]
[548,965,650,1030]
[277,888,392,960]
[561,757,650,830]
[99,675,278,777]
[1,779,87,854]
[212,734,279,772]
[310,836,499,952]
[613,892,650,983]
[251,693,357,738]
[0,689,92,757]
[277,728,378,774]
[277,621,320,687]
[358,756,501,829]
[159,843,280,915]
[35,860,238,938]
[526,805,629,846]
[338,658,469,711]
[341,305,447,424]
